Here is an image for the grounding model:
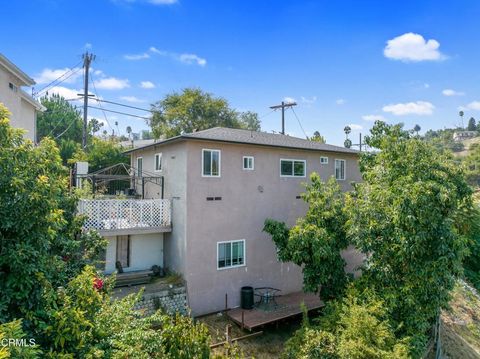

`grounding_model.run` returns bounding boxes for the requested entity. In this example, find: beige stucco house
[0,53,44,142]
[79,127,364,315]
